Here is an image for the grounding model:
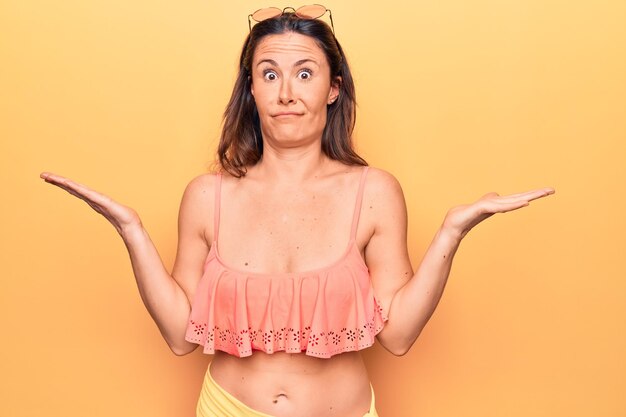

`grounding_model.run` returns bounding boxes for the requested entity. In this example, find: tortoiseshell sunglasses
[248,4,334,34]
